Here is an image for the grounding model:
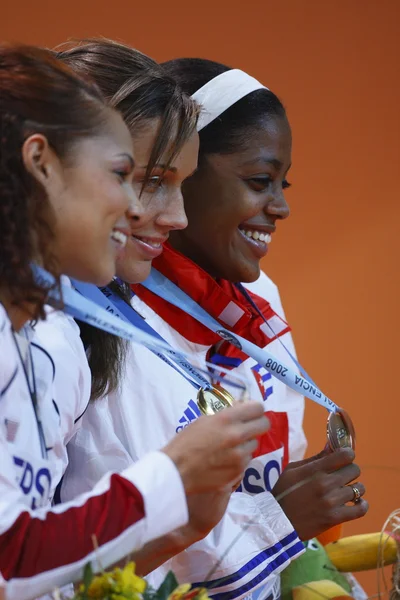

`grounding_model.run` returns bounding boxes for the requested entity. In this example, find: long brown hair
[57,39,199,400]
[0,43,110,320]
